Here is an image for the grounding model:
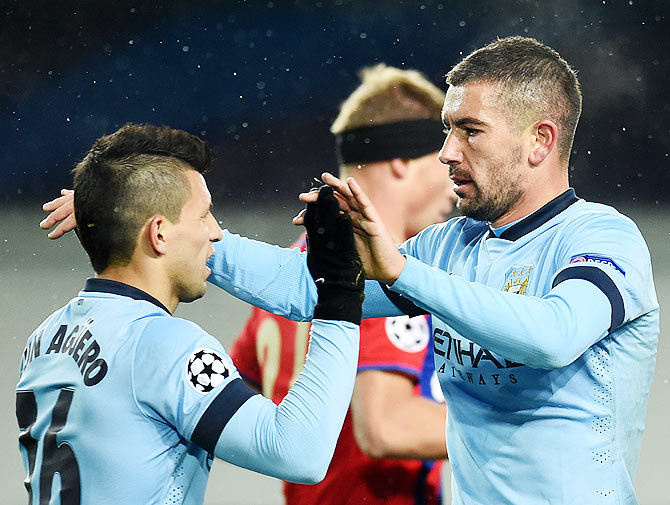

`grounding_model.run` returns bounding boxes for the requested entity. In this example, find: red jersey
[229,235,444,505]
